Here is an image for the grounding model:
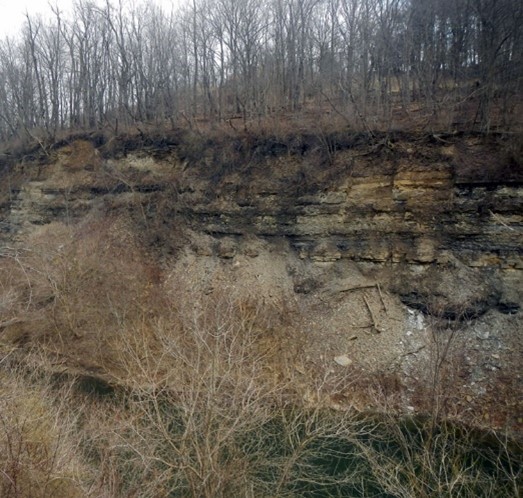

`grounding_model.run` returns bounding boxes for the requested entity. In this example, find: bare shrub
[97,280,379,498]
[356,414,522,498]
[0,369,86,498]
[0,217,163,367]
[108,287,290,497]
